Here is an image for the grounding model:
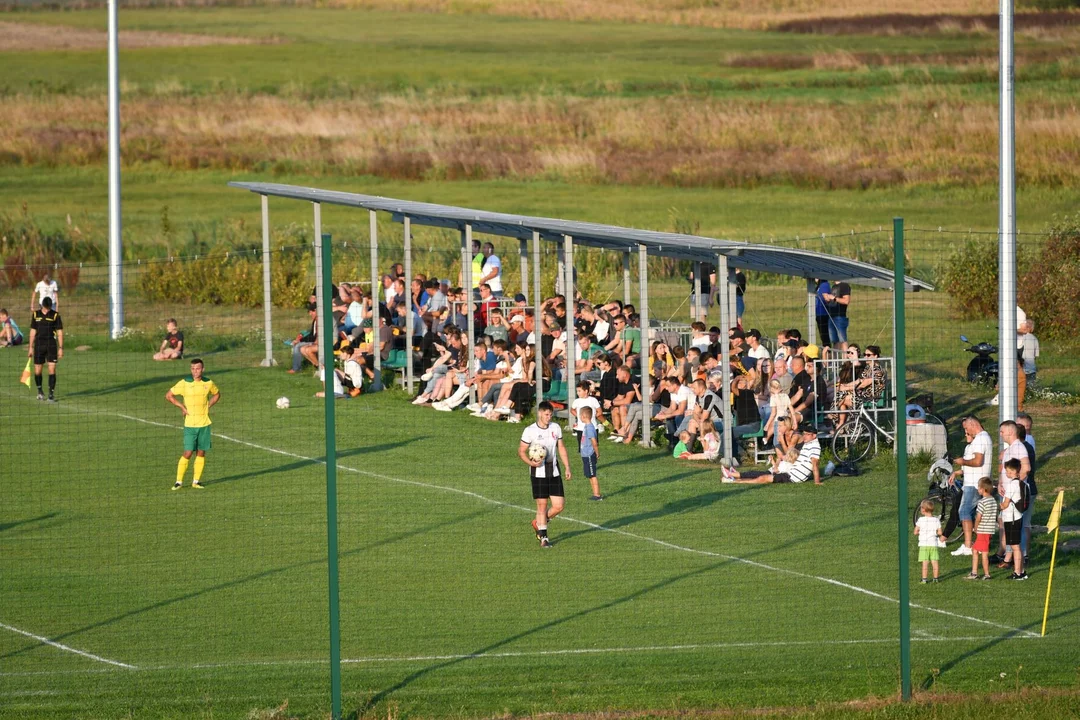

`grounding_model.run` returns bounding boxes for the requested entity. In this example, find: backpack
[1016,479,1031,514]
